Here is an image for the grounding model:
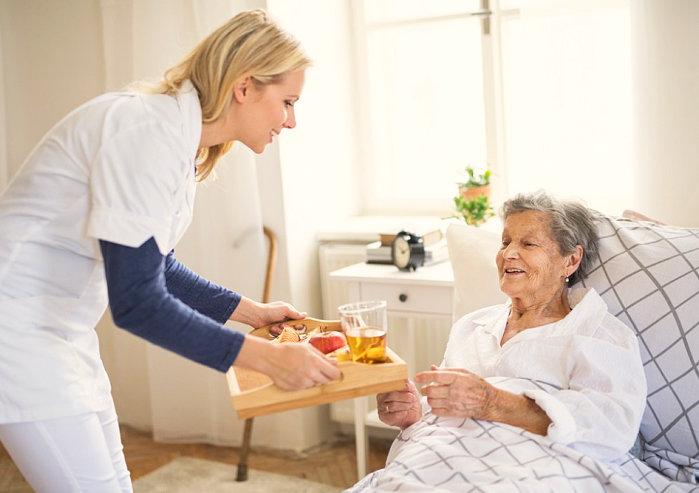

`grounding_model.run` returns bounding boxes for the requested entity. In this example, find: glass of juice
[338,300,387,364]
